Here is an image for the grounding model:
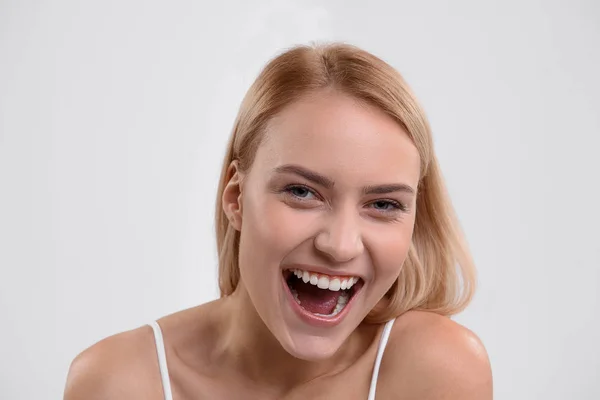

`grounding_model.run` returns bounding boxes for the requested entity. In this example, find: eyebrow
[361,183,415,196]
[272,164,415,196]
